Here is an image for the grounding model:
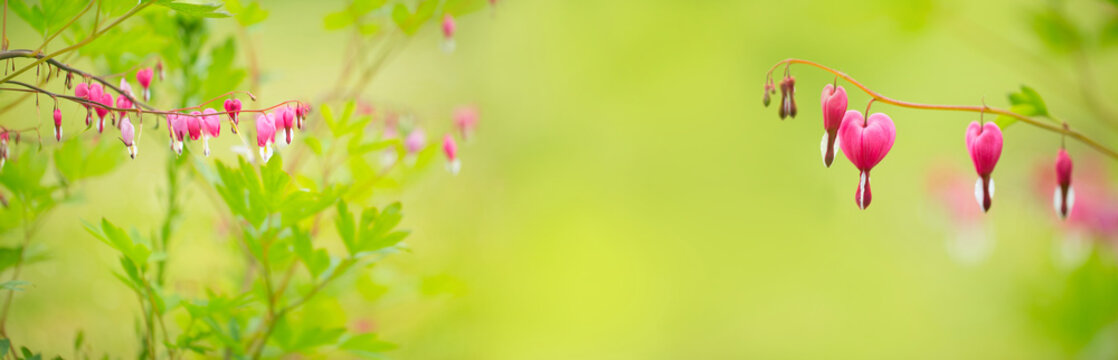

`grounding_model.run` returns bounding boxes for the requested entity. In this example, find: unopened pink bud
[443,134,460,175]
[53,108,62,141]
[1054,149,1075,219]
